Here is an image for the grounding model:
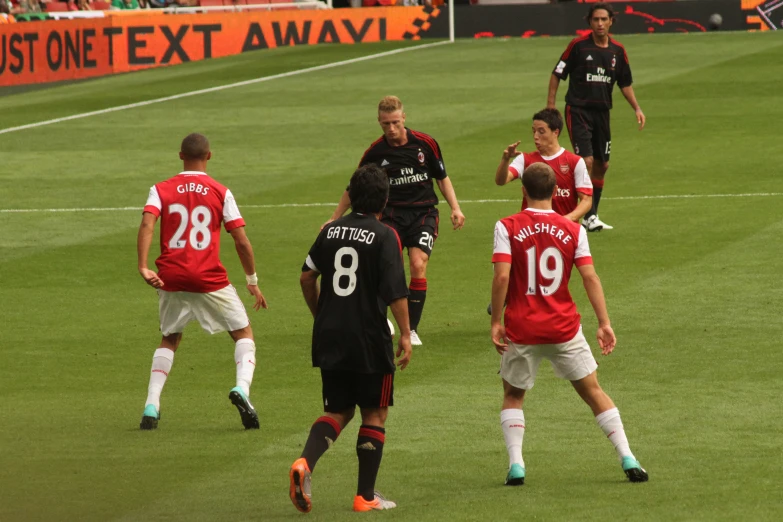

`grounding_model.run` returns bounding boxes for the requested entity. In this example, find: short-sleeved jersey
[358,128,448,209]
[143,171,245,293]
[553,34,632,111]
[492,209,593,345]
[304,213,409,374]
[509,148,592,216]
